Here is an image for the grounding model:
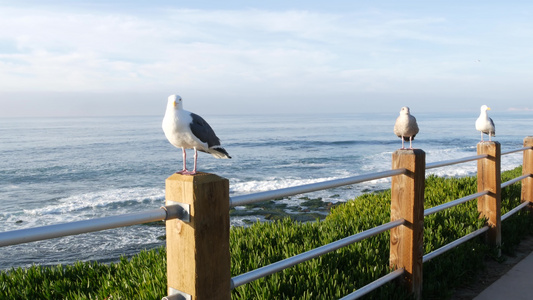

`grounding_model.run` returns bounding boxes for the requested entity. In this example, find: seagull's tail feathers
[208,146,231,159]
